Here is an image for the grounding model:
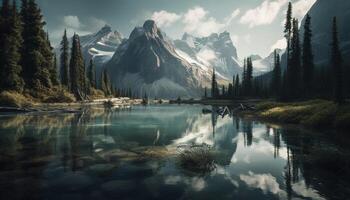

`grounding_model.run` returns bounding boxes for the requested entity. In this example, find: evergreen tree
[287,18,301,100]
[21,0,53,89]
[271,50,281,96]
[101,69,111,96]
[204,87,207,99]
[235,74,240,97]
[0,0,24,92]
[242,58,247,95]
[69,34,86,99]
[87,59,96,88]
[211,69,218,98]
[284,2,293,75]
[331,17,343,103]
[302,14,314,96]
[60,29,70,87]
[246,57,253,95]
[47,34,58,86]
